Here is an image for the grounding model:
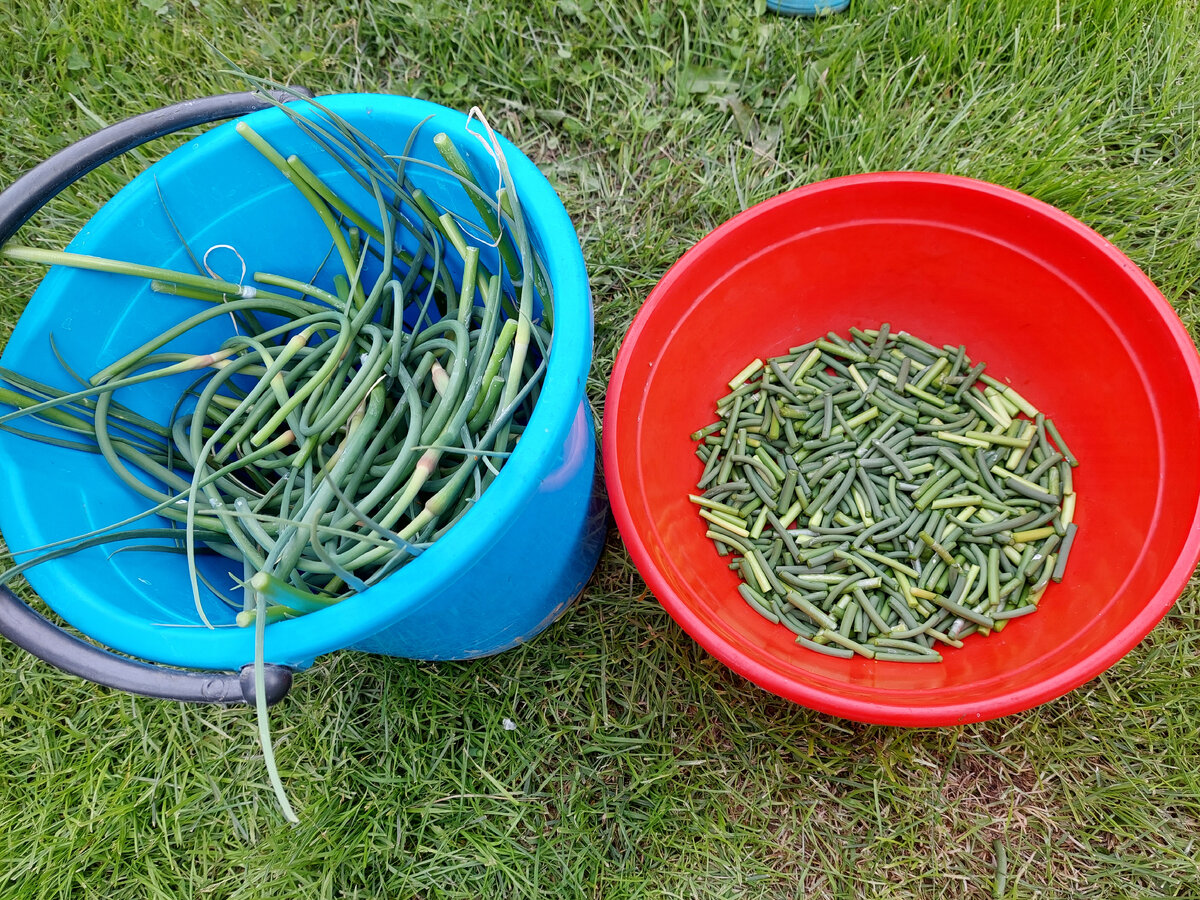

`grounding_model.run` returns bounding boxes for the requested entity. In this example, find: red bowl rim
[603,171,1200,726]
